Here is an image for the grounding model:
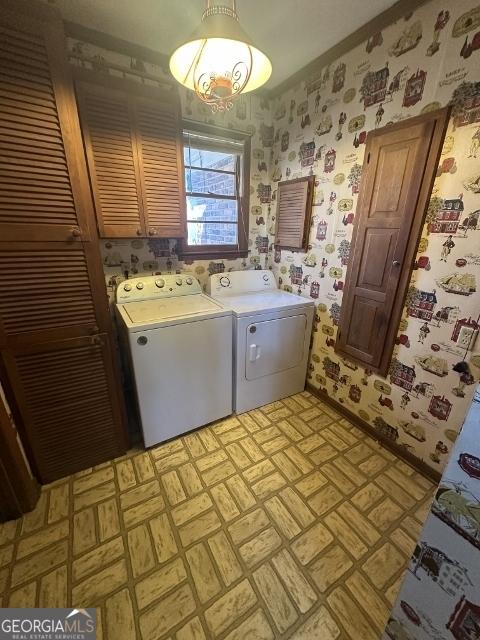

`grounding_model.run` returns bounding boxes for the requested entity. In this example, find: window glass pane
[187,196,238,223]
[185,168,235,196]
[187,222,238,246]
[184,146,237,172]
